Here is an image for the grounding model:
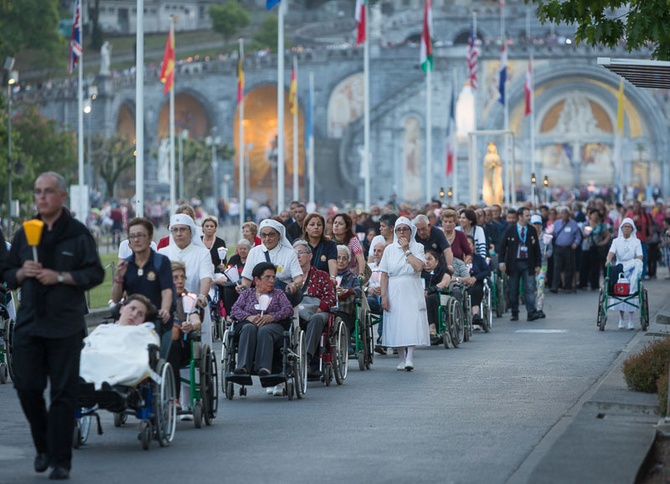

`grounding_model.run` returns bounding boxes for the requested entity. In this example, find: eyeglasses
[259,231,278,238]
[170,227,190,234]
[336,256,349,262]
[129,233,149,240]
[295,251,310,256]
[395,227,411,233]
[259,275,276,281]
